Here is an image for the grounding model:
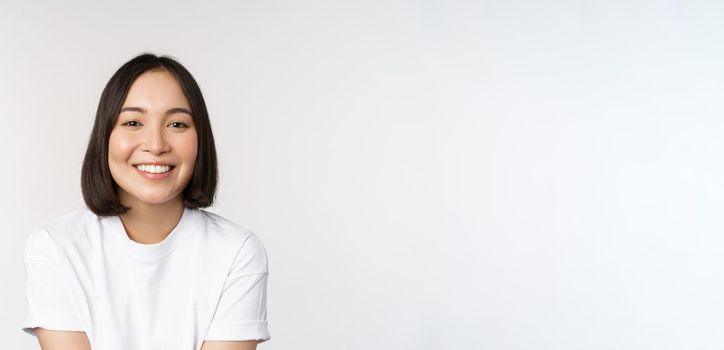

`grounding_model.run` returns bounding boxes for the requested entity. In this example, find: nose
[141,124,171,155]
